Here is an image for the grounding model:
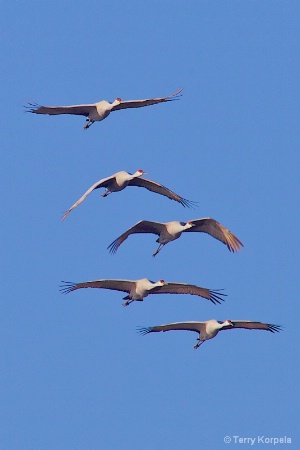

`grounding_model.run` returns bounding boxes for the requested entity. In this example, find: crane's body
[99,170,140,196]
[138,319,282,349]
[26,88,183,129]
[62,170,195,221]
[60,278,226,307]
[108,218,243,256]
